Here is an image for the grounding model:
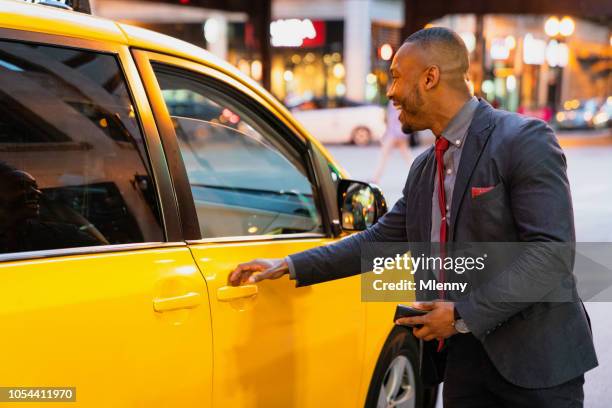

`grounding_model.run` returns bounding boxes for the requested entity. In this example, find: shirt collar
[441,96,479,148]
